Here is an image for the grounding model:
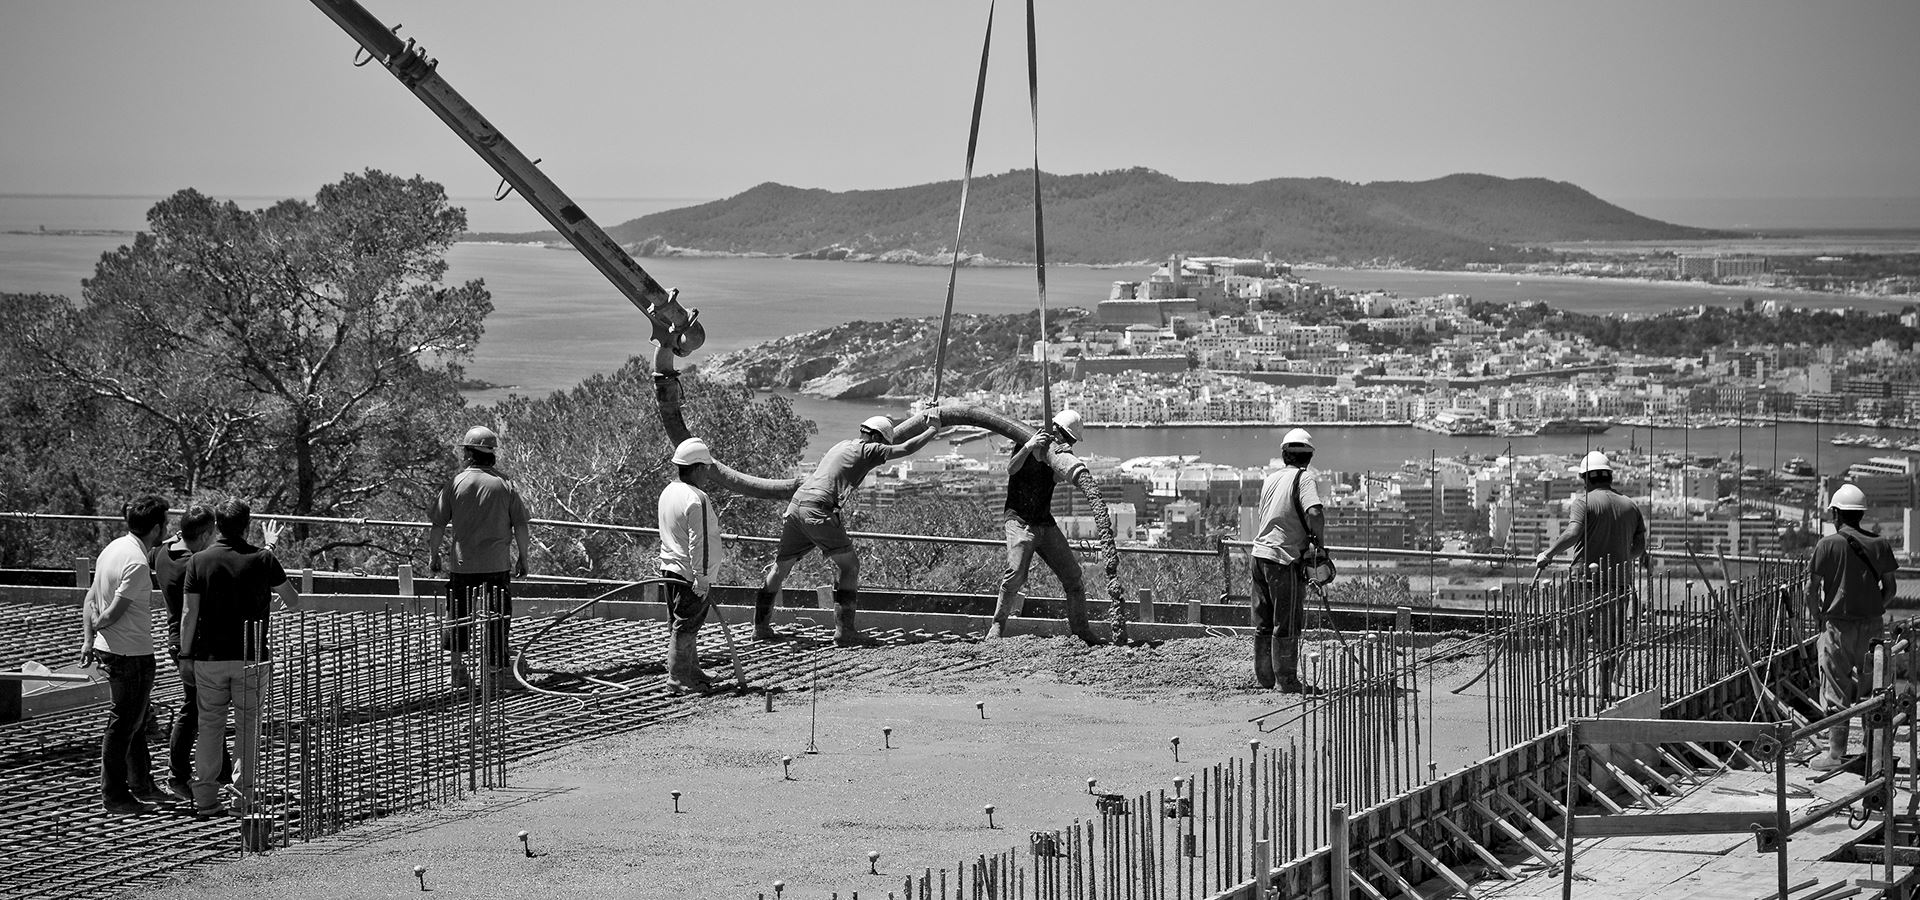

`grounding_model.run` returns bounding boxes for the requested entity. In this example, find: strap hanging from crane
[930,0,997,404]
[1024,0,1052,424]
